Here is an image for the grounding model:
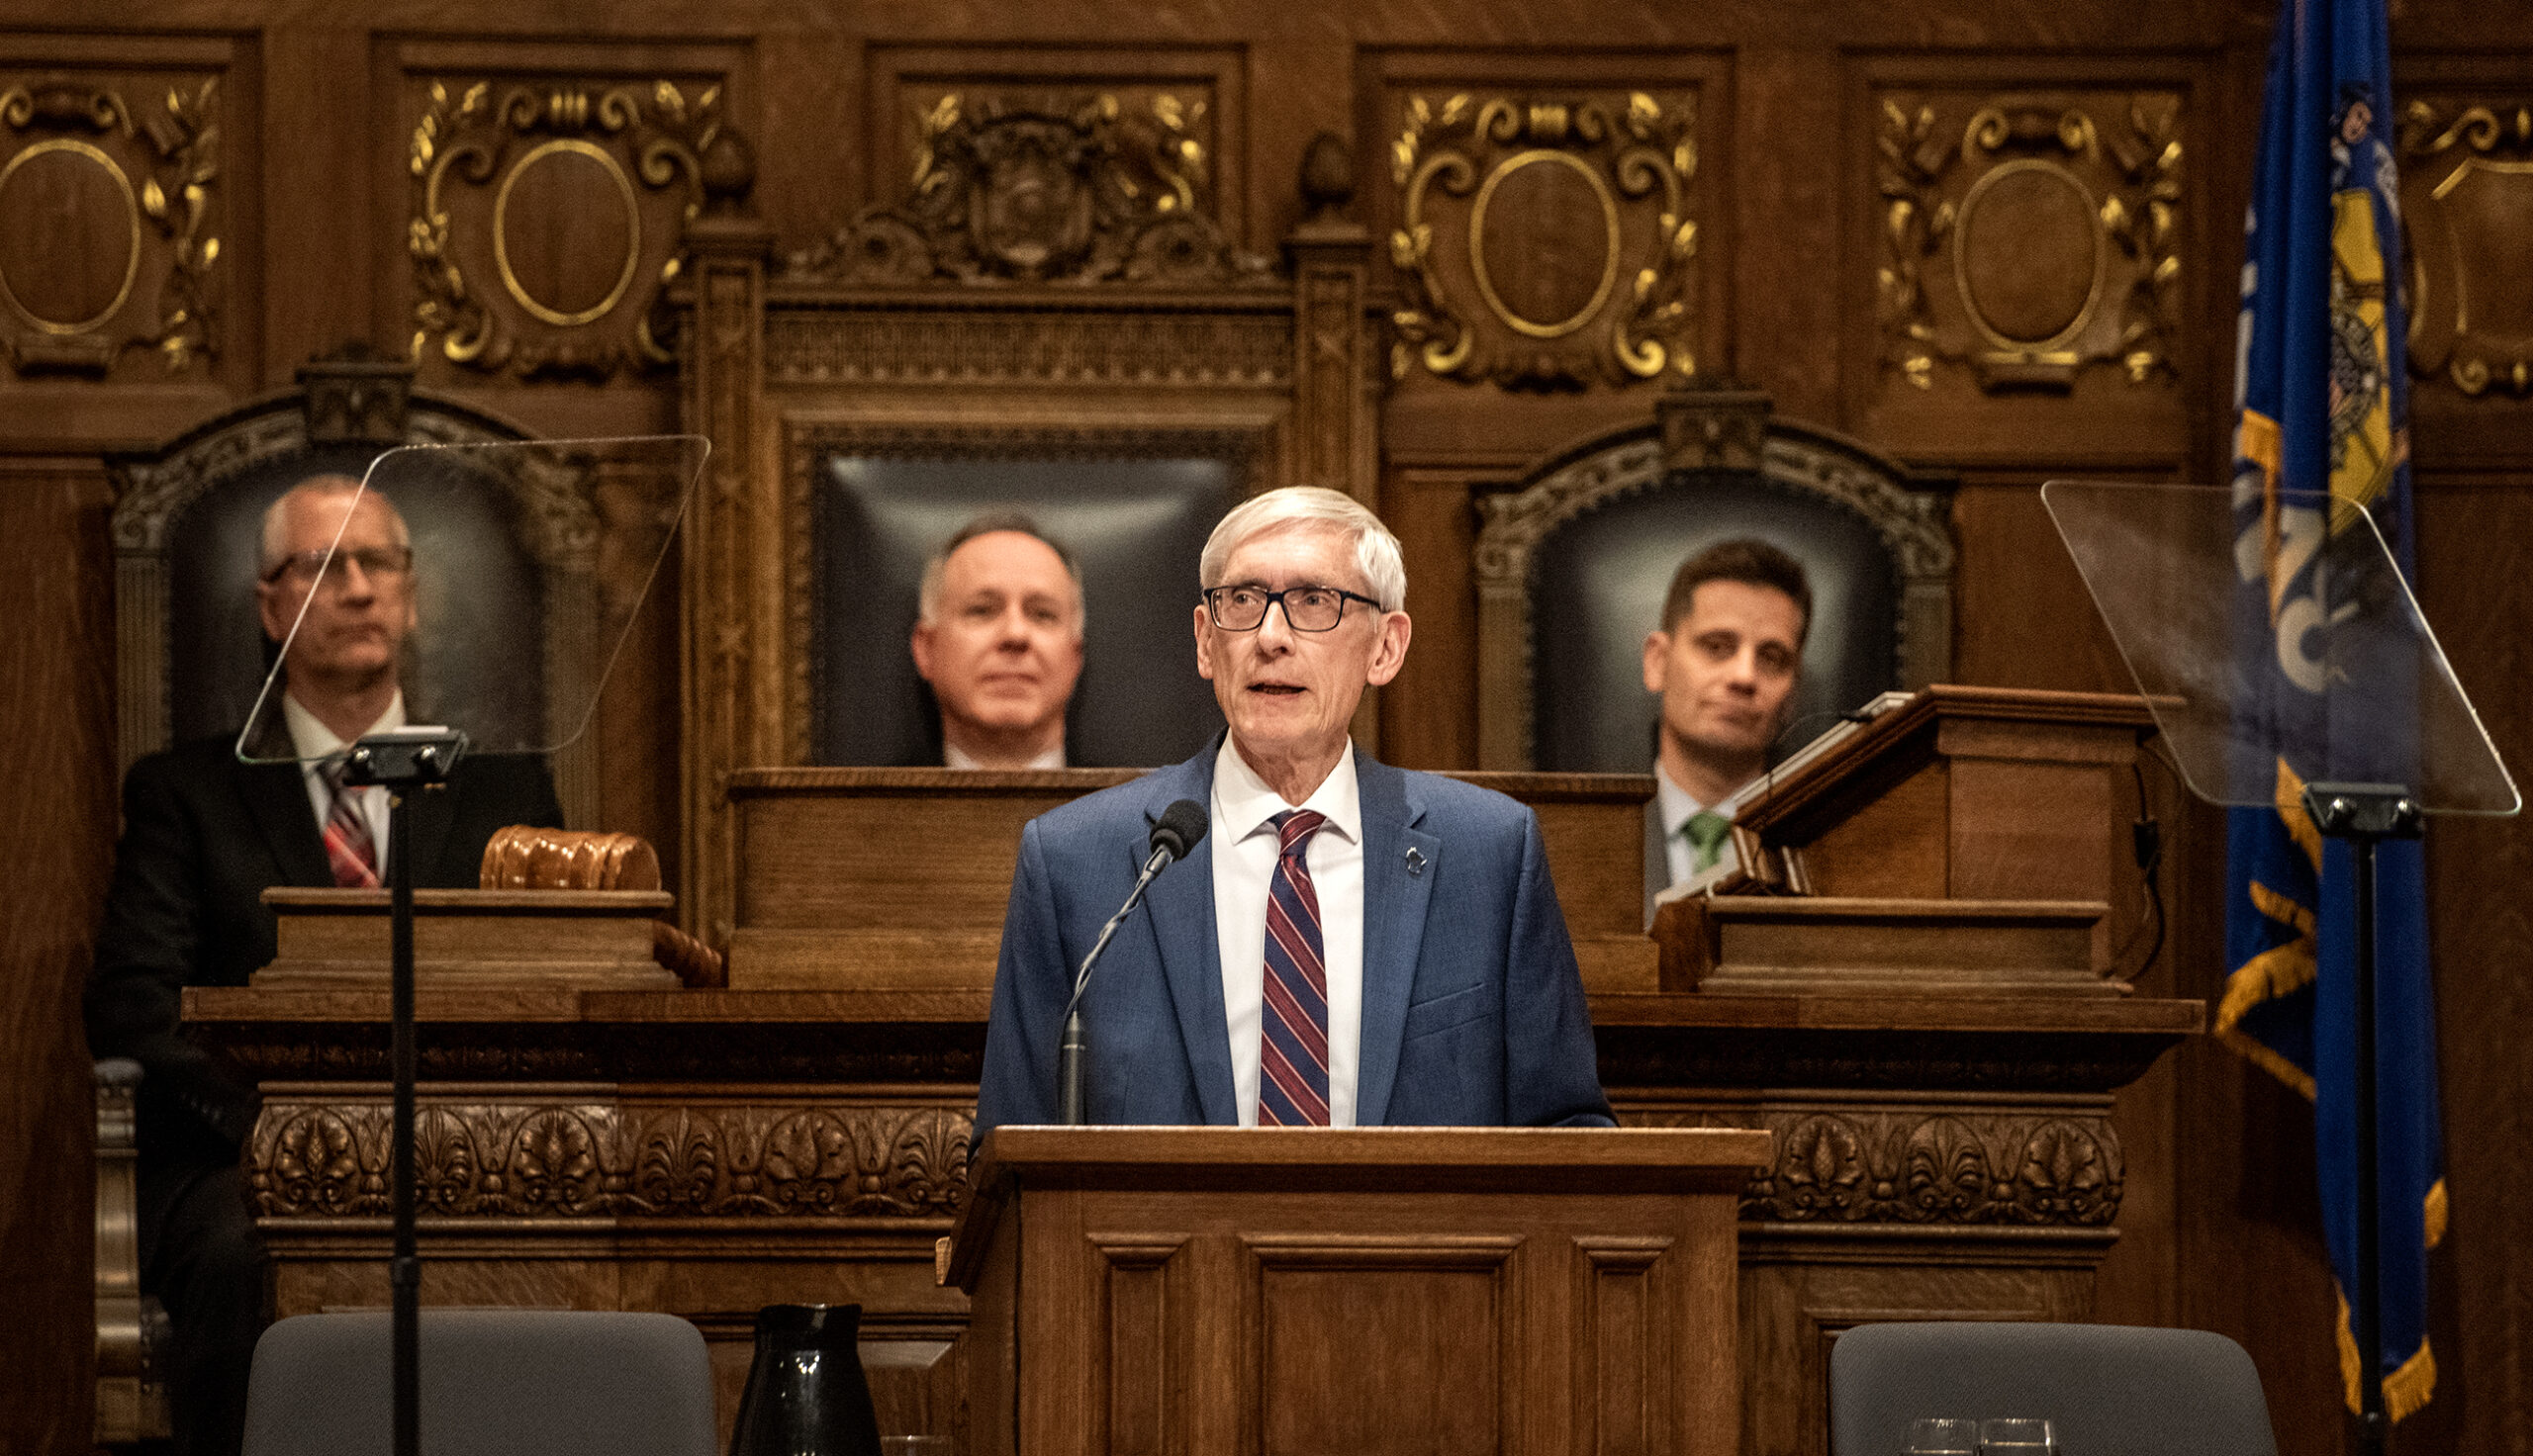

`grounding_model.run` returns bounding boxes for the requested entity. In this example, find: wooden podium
[949,1125,1770,1456]
[1658,685,2159,995]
